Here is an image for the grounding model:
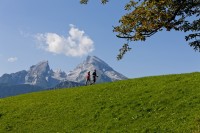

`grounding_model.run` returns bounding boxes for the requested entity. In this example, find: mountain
[0,61,68,89]
[0,56,127,88]
[66,56,128,84]
[0,70,27,85]
[25,61,51,88]
[0,56,127,98]
[0,84,43,98]
[52,81,84,89]
[25,61,67,88]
